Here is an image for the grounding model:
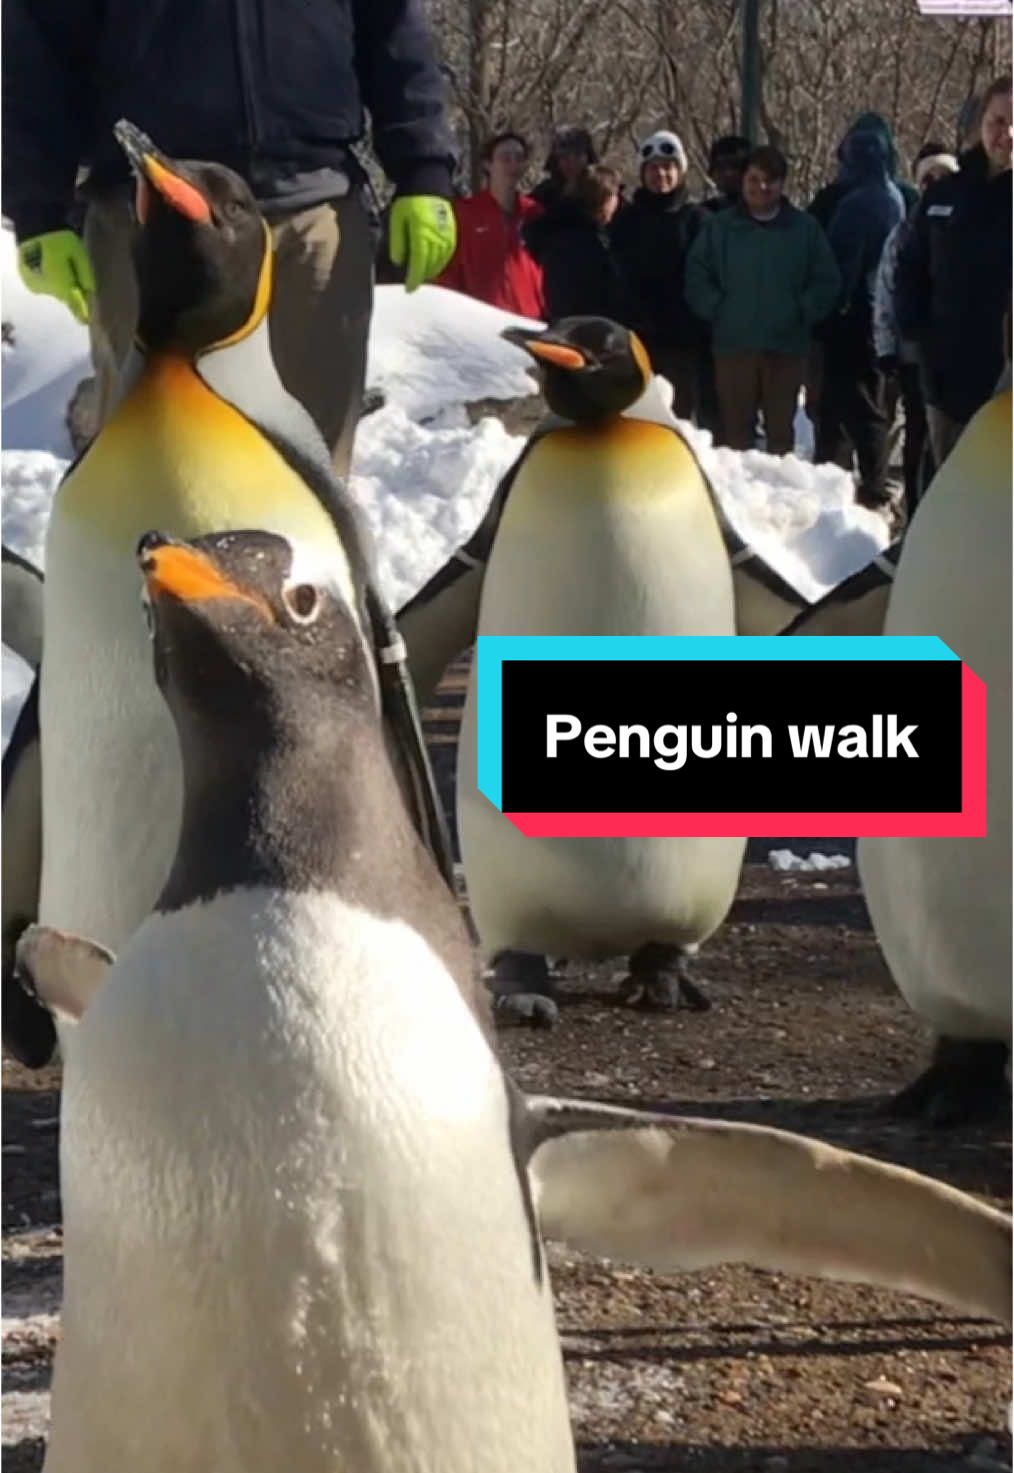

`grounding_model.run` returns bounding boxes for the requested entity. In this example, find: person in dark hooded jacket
[809,112,917,228]
[895,75,1013,469]
[610,130,708,419]
[523,164,631,323]
[815,130,904,508]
